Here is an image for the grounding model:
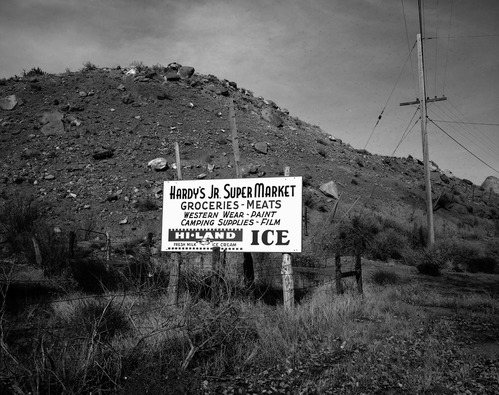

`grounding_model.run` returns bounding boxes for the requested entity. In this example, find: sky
[1,0,498,184]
